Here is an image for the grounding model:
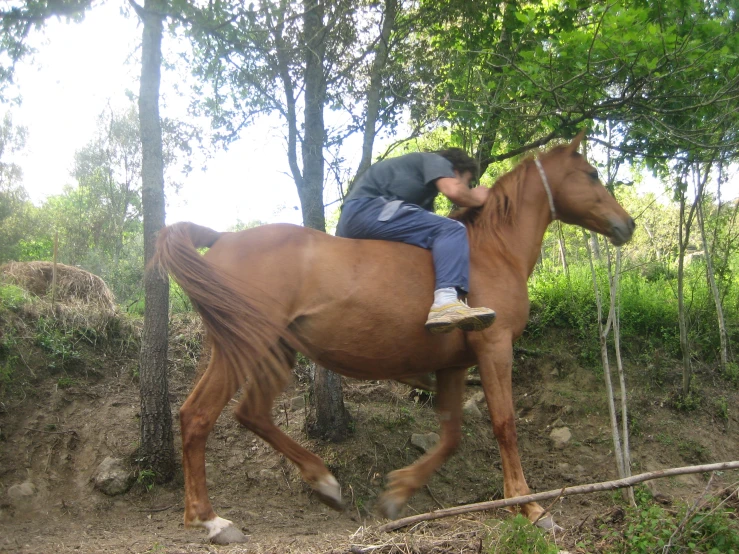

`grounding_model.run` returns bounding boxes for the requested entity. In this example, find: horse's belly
[292,312,472,380]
